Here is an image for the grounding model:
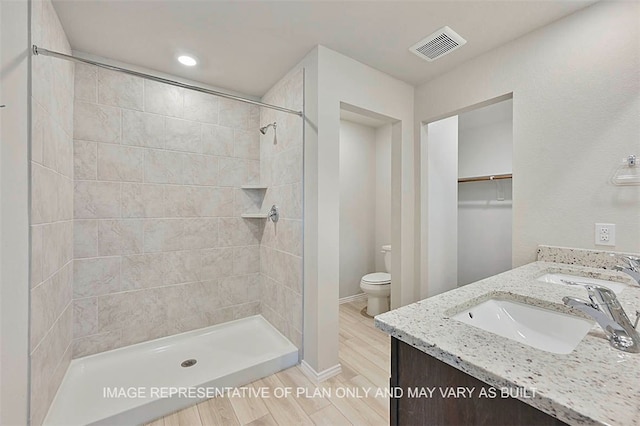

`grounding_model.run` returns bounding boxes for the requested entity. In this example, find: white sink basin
[537,273,627,295]
[452,299,593,354]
